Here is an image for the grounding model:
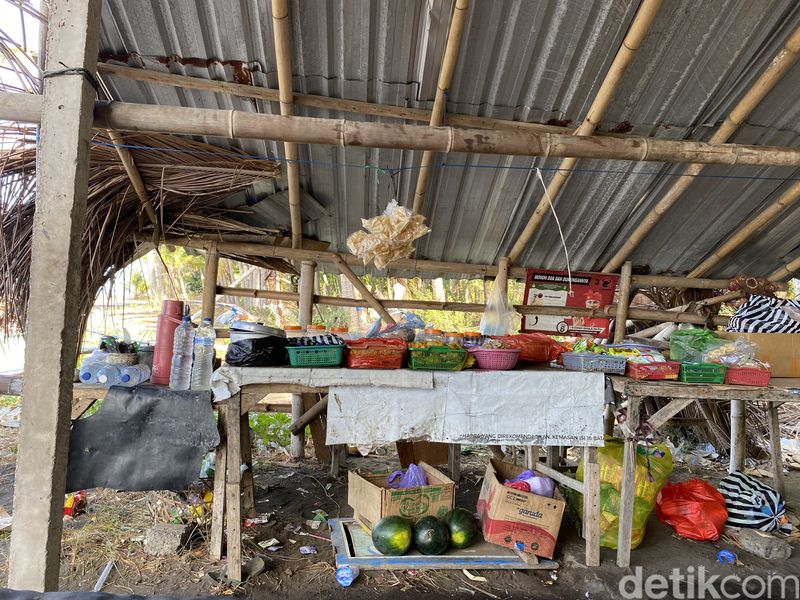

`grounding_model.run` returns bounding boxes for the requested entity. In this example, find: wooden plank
[290,394,329,435]
[546,447,559,469]
[448,444,461,483]
[730,399,746,473]
[617,394,641,568]
[332,254,396,324]
[209,408,227,561]
[225,395,242,582]
[621,380,798,401]
[583,447,601,567]
[201,243,219,320]
[70,398,96,421]
[534,462,584,494]
[303,393,331,464]
[647,398,696,430]
[240,412,256,519]
[767,402,786,498]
